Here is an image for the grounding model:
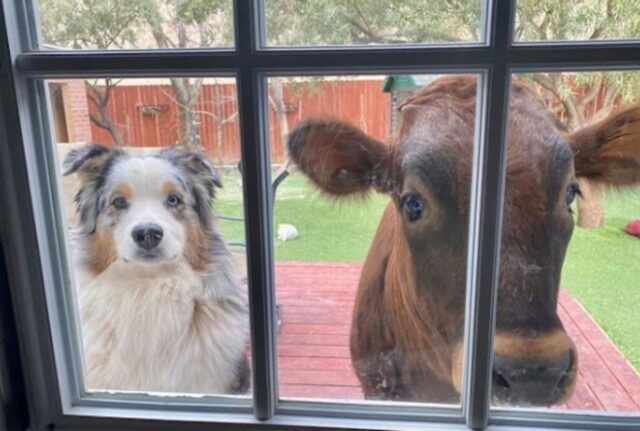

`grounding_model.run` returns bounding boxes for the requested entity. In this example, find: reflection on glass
[515,0,640,41]
[264,0,484,46]
[271,75,475,404]
[50,77,251,395]
[38,1,234,49]
[493,72,640,413]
